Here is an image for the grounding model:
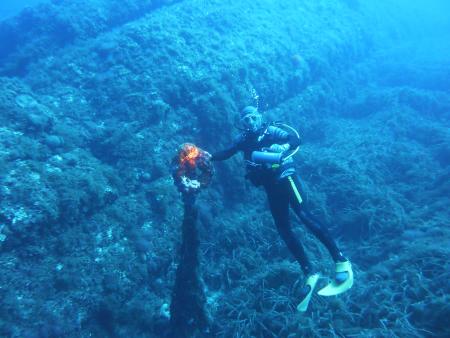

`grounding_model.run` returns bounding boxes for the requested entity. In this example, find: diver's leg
[298,210,346,262]
[266,185,313,276]
[287,175,354,296]
[267,180,321,311]
[287,175,345,262]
